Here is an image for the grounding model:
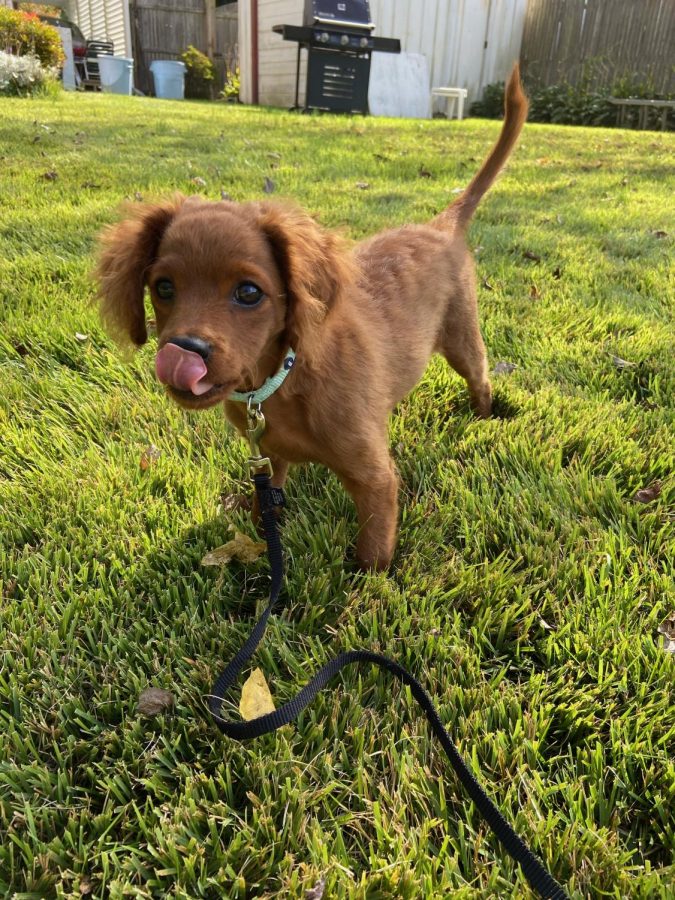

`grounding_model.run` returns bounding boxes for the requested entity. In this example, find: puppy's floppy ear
[257,204,355,362]
[95,198,183,346]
